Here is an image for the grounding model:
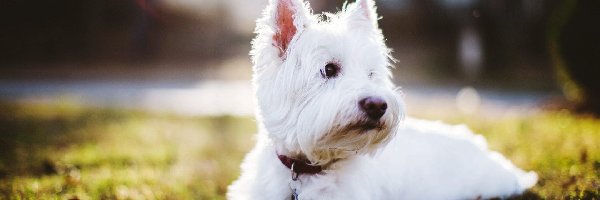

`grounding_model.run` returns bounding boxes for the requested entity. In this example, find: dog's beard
[296,91,404,166]
[306,117,399,166]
